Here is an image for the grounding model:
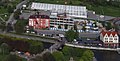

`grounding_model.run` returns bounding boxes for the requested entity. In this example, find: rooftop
[101,31,118,37]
